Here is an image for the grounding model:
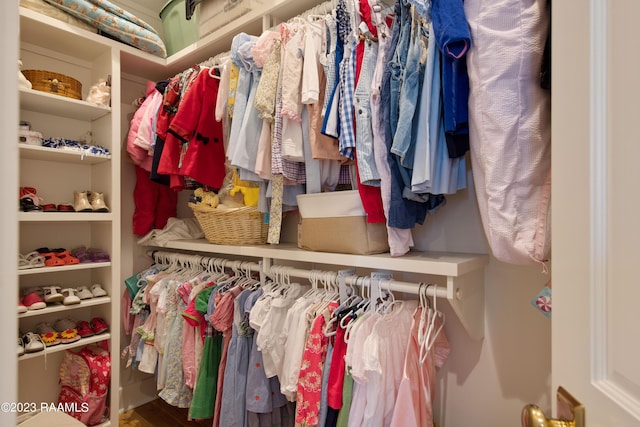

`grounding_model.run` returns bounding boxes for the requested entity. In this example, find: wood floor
[119,399,207,427]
